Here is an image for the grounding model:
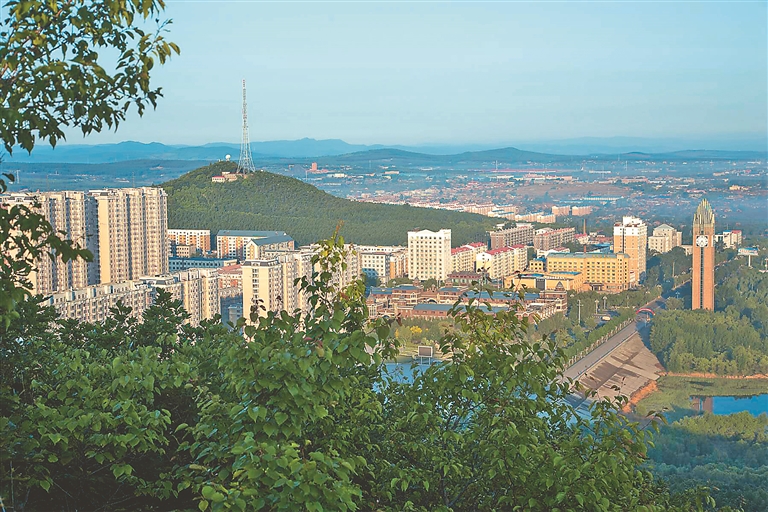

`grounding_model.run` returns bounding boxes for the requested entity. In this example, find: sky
[67,1,767,147]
